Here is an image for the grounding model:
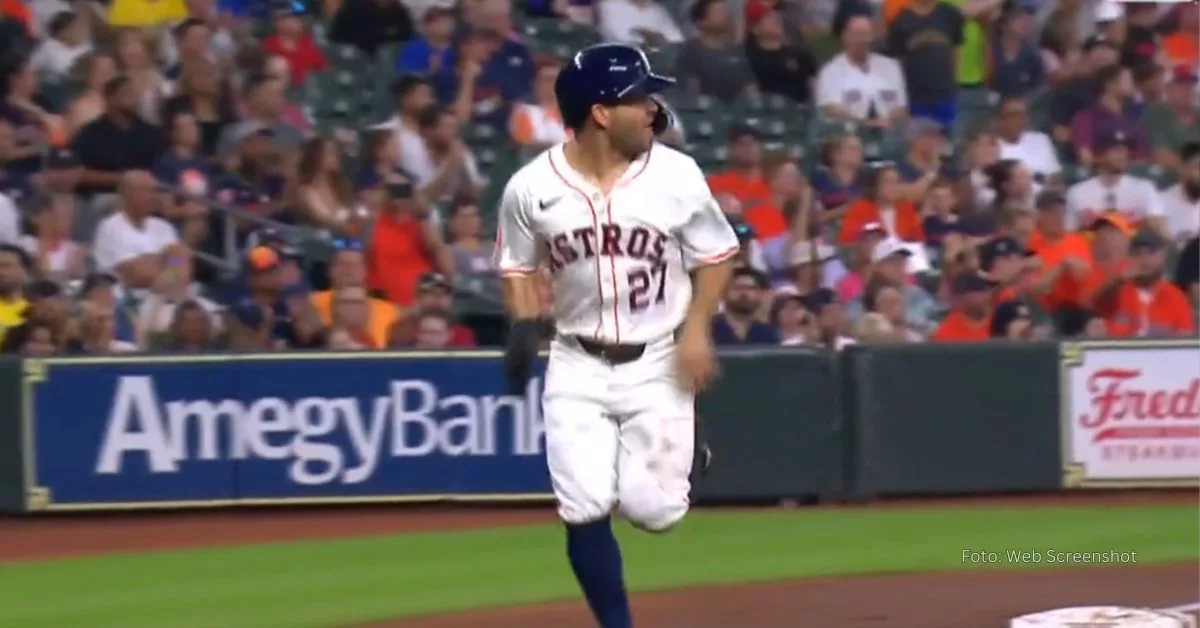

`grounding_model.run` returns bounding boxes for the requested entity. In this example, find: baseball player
[496,44,739,627]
